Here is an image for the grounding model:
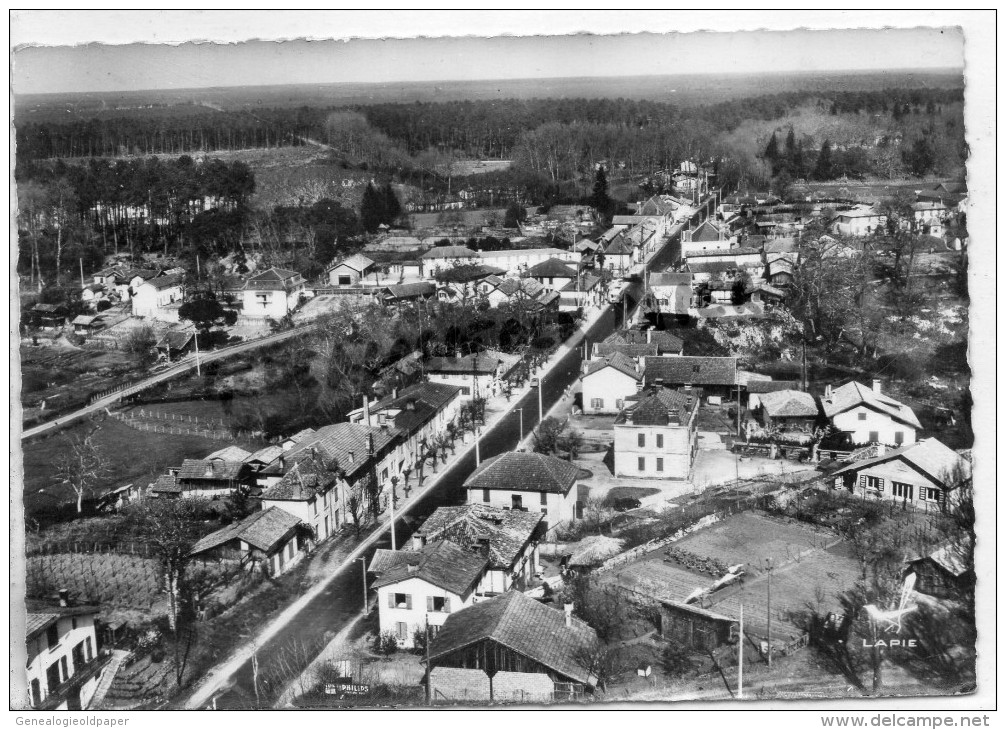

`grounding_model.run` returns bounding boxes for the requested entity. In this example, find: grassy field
[20,416,259,516]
